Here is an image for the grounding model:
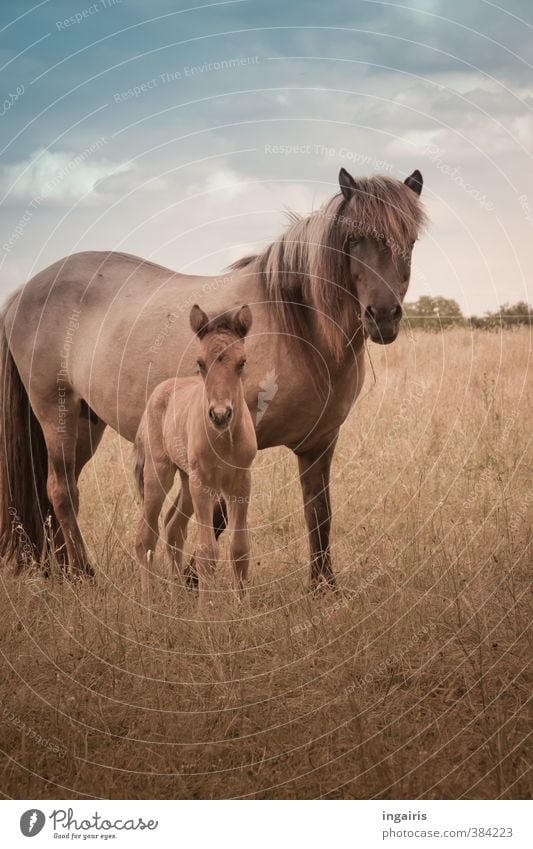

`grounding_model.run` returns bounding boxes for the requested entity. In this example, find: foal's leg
[228,472,252,597]
[135,458,175,597]
[163,471,193,579]
[296,432,339,592]
[190,491,219,606]
[184,498,227,590]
